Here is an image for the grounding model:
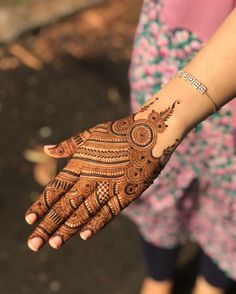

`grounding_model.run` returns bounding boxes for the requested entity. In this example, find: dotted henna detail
[125,165,143,183]
[140,97,159,112]
[130,150,151,167]
[76,180,97,195]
